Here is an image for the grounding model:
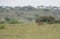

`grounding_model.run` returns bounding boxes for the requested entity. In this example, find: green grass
[0,23,60,39]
